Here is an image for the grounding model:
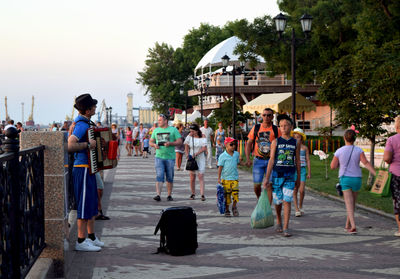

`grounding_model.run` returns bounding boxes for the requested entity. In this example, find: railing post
[3,127,21,278]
